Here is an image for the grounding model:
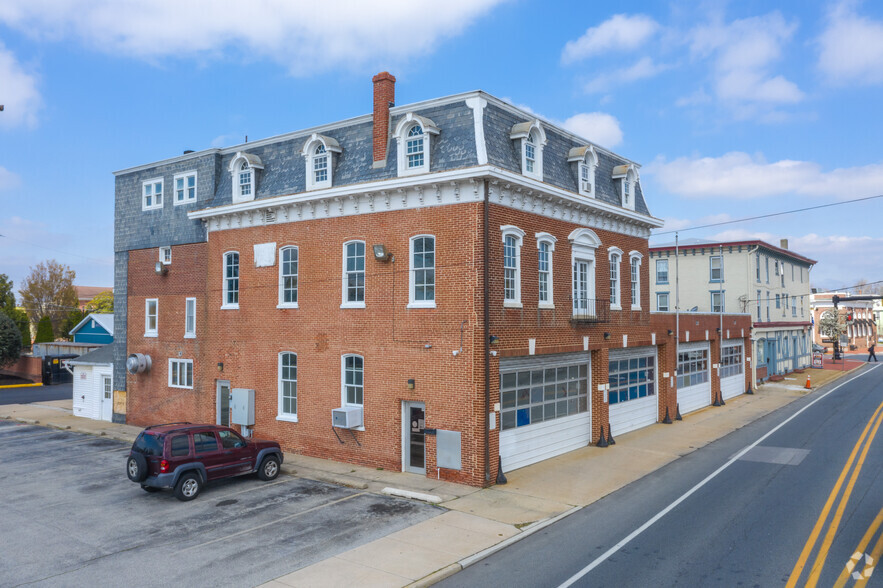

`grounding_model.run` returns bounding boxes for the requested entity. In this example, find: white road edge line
[558,365,881,588]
